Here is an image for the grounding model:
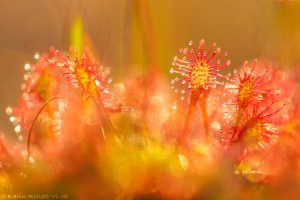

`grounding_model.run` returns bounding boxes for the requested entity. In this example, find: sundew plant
[1,1,300,200]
